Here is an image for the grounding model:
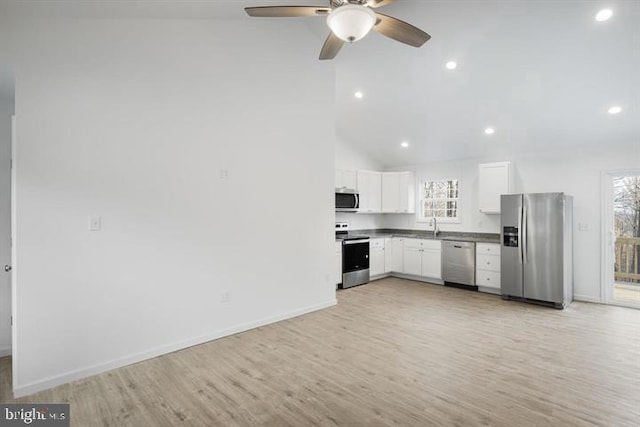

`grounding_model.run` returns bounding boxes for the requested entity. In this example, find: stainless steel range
[335,222,370,289]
